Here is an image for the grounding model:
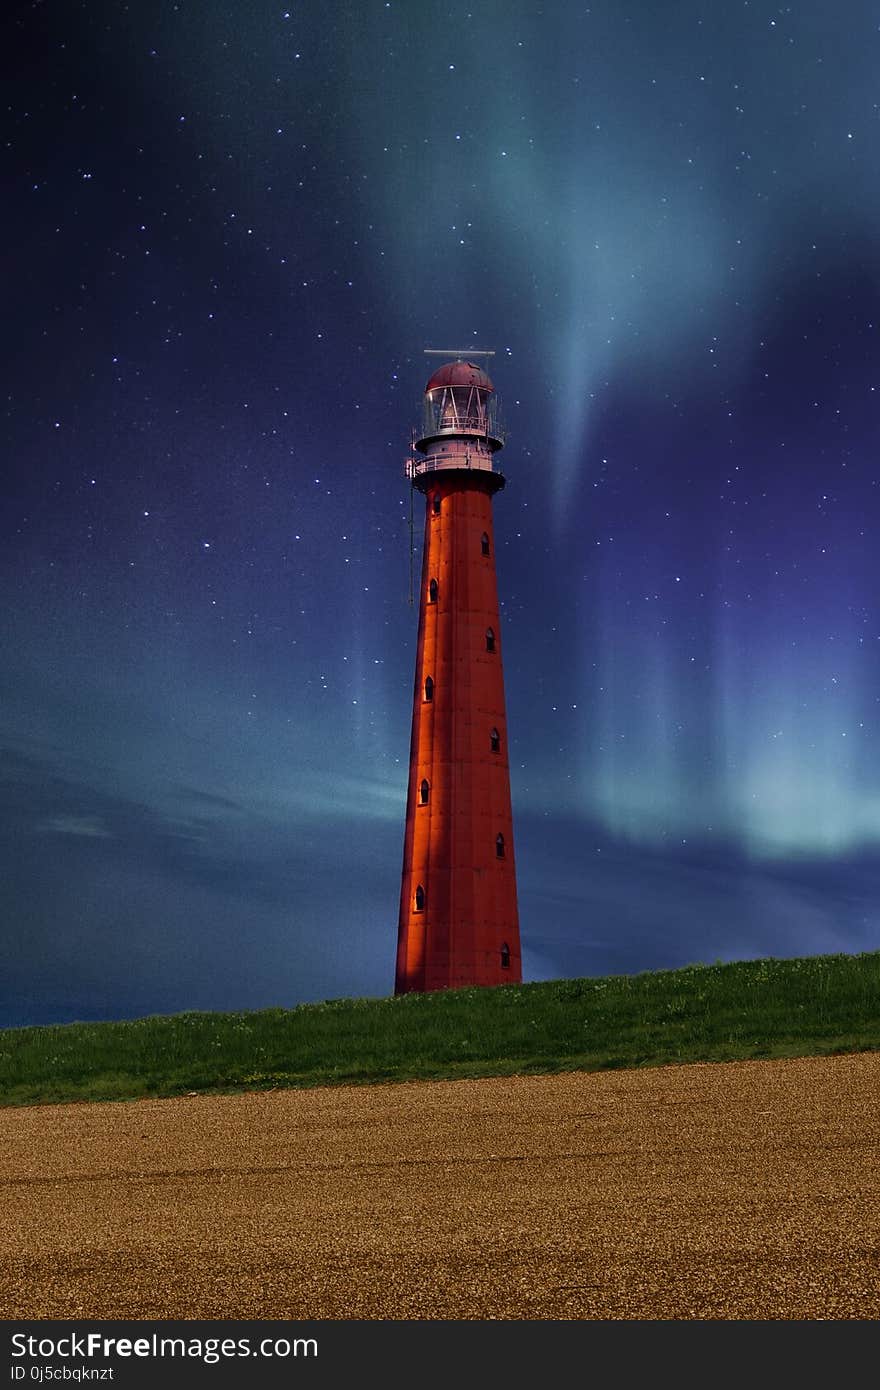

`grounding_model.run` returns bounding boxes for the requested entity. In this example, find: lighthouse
[395,352,522,993]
